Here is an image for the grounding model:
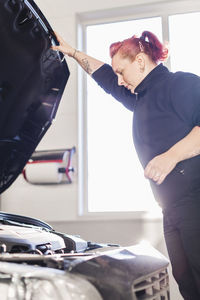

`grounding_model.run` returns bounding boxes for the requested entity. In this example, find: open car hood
[0,0,70,194]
